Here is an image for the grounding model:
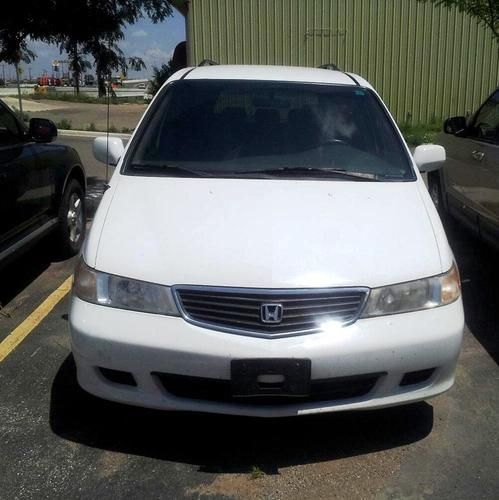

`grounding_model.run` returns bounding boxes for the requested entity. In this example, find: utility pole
[15,64,23,117]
